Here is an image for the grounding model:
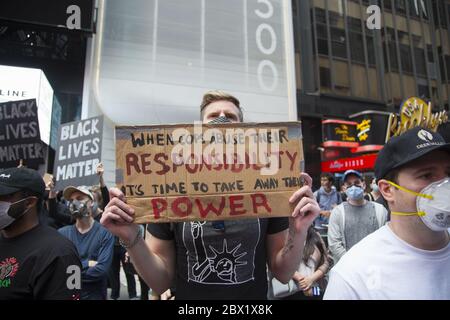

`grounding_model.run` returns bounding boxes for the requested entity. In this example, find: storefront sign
[349,110,391,152]
[387,97,448,140]
[322,120,359,148]
[321,154,378,173]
